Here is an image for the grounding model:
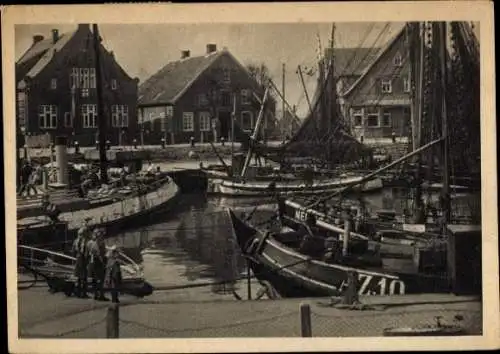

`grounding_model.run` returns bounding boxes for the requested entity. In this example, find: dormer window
[240,89,251,105]
[394,52,403,67]
[222,67,231,84]
[111,79,117,90]
[50,78,57,90]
